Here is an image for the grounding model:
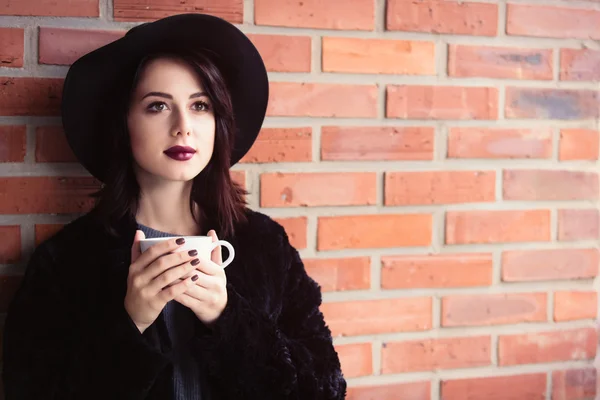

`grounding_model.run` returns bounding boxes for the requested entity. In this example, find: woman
[2,13,347,400]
